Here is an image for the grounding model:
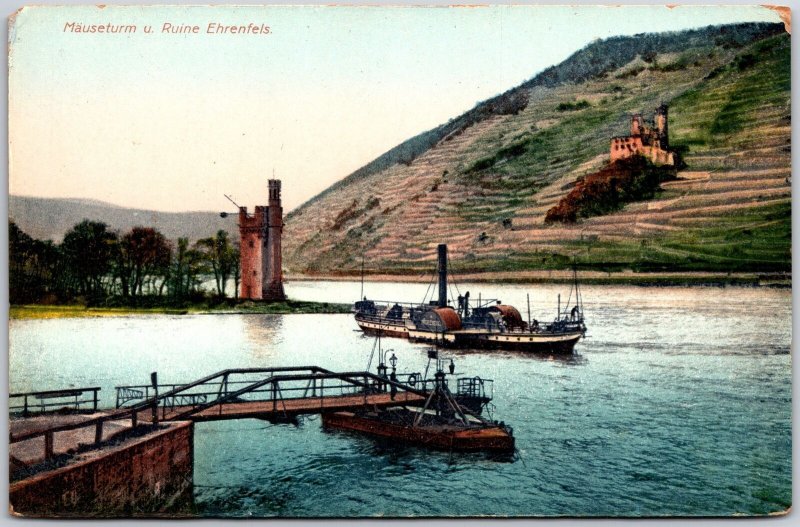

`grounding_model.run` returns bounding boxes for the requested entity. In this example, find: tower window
[249,240,254,248]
